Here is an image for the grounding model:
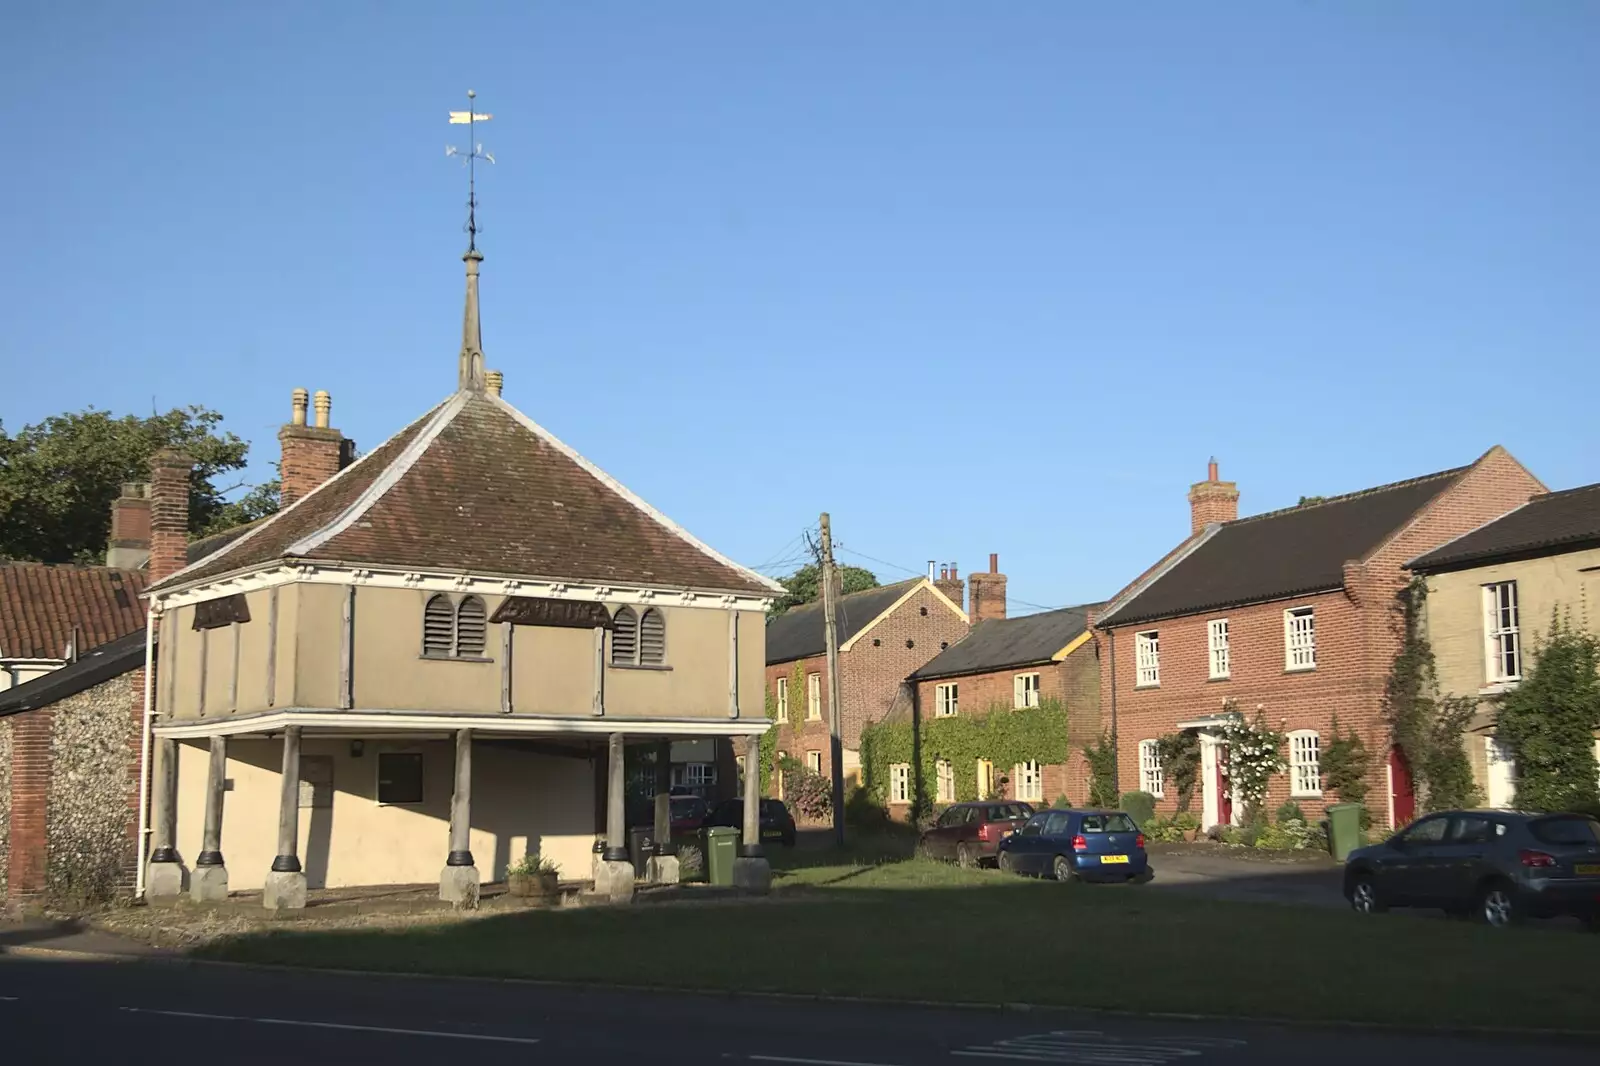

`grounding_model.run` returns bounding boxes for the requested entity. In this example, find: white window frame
[935,682,959,718]
[1135,631,1160,688]
[1482,581,1522,684]
[776,676,788,718]
[1013,760,1043,802]
[807,672,822,721]
[1208,618,1230,680]
[775,751,787,798]
[1284,607,1316,672]
[682,762,716,788]
[889,763,911,804]
[1013,672,1041,709]
[1138,739,1163,797]
[1289,730,1321,797]
[936,759,955,803]
[806,750,822,775]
